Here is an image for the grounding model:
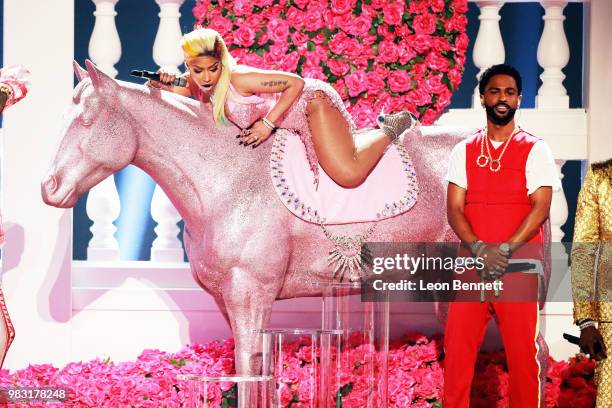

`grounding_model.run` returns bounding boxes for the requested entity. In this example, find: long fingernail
[238,141,243,145]
[236,135,241,138]
[252,144,258,149]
